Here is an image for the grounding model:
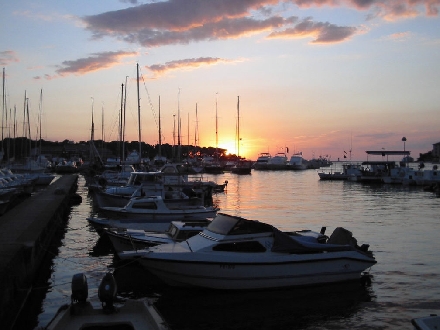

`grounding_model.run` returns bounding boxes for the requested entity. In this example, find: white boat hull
[139,252,375,290]
[99,207,217,221]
